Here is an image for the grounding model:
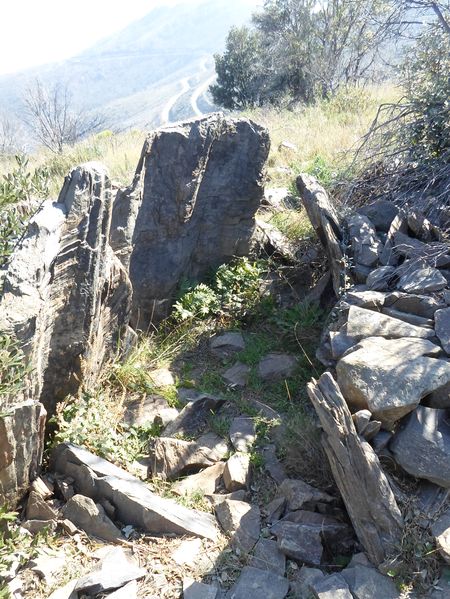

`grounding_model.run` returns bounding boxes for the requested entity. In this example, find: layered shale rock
[111,115,270,327]
[0,163,132,505]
